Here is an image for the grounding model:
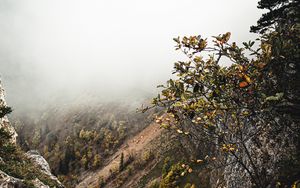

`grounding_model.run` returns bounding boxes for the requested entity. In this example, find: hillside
[11,101,171,187]
[12,101,209,188]
[76,118,162,187]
